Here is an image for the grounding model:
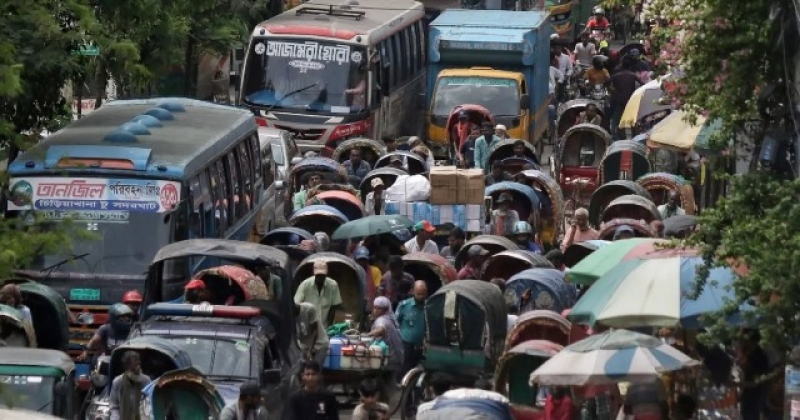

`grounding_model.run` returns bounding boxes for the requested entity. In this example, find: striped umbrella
[567,238,671,286]
[568,254,737,328]
[529,329,699,386]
